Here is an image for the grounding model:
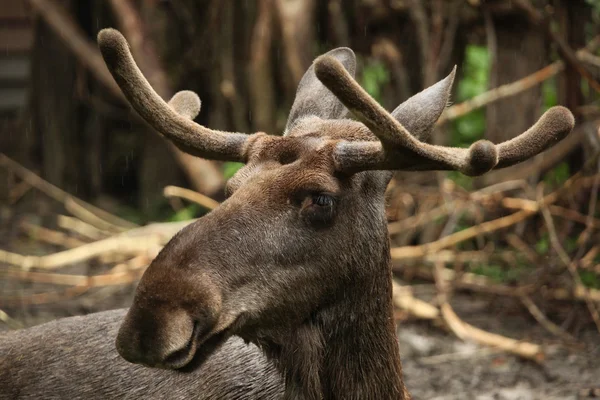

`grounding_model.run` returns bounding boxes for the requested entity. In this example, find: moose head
[98,28,573,398]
